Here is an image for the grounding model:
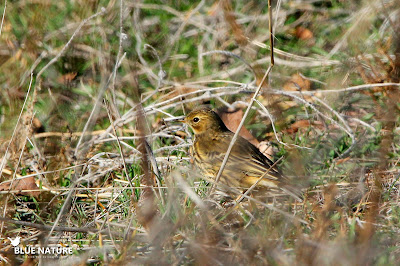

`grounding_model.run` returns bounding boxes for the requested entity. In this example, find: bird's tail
[281,184,303,202]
